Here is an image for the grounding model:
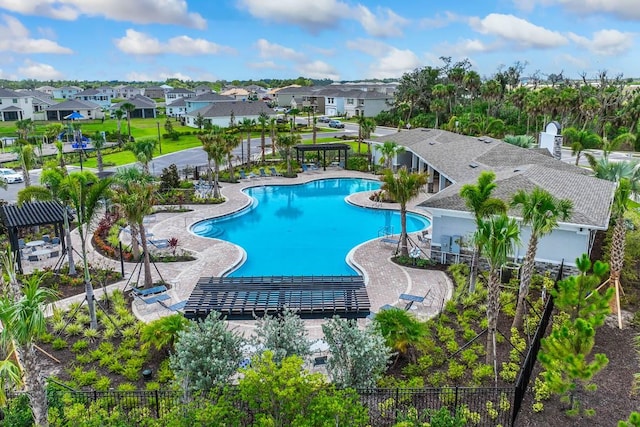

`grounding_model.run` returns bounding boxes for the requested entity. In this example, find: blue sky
[0,0,636,82]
